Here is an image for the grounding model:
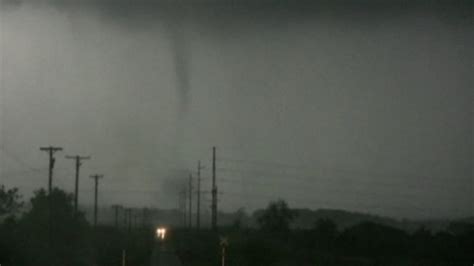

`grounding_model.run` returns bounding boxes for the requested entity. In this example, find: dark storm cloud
[40,0,467,121]
[4,0,472,20]
[167,21,192,117]
[8,0,468,121]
